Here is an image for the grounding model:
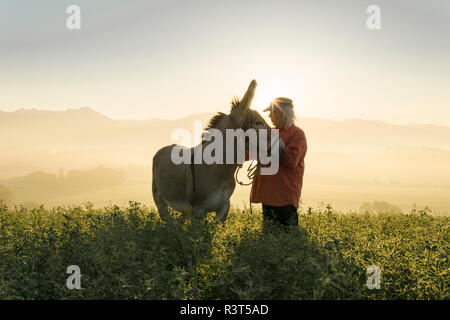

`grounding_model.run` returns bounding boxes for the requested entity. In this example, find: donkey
[152,80,273,222]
